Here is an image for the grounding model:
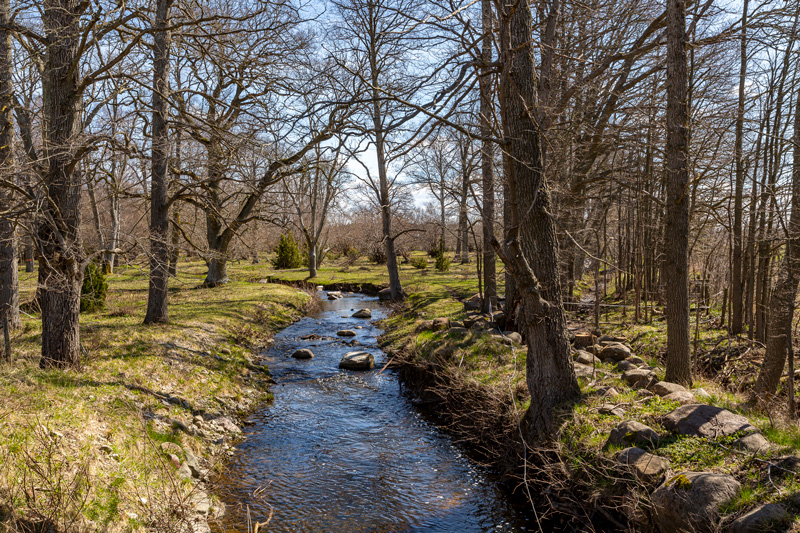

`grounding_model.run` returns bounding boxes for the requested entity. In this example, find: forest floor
[265,252,800,530]
[6,252,800,531]
[2,261,313,532]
